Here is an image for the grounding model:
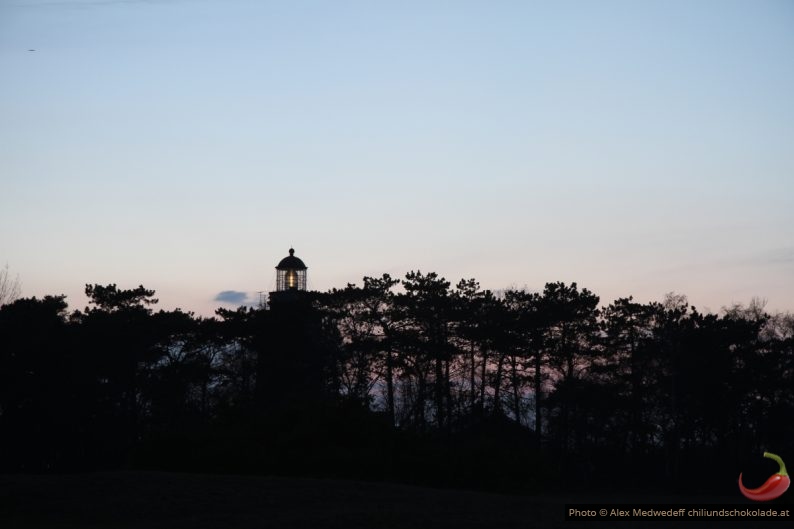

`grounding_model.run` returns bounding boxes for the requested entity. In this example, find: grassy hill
[0,471,758,528]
